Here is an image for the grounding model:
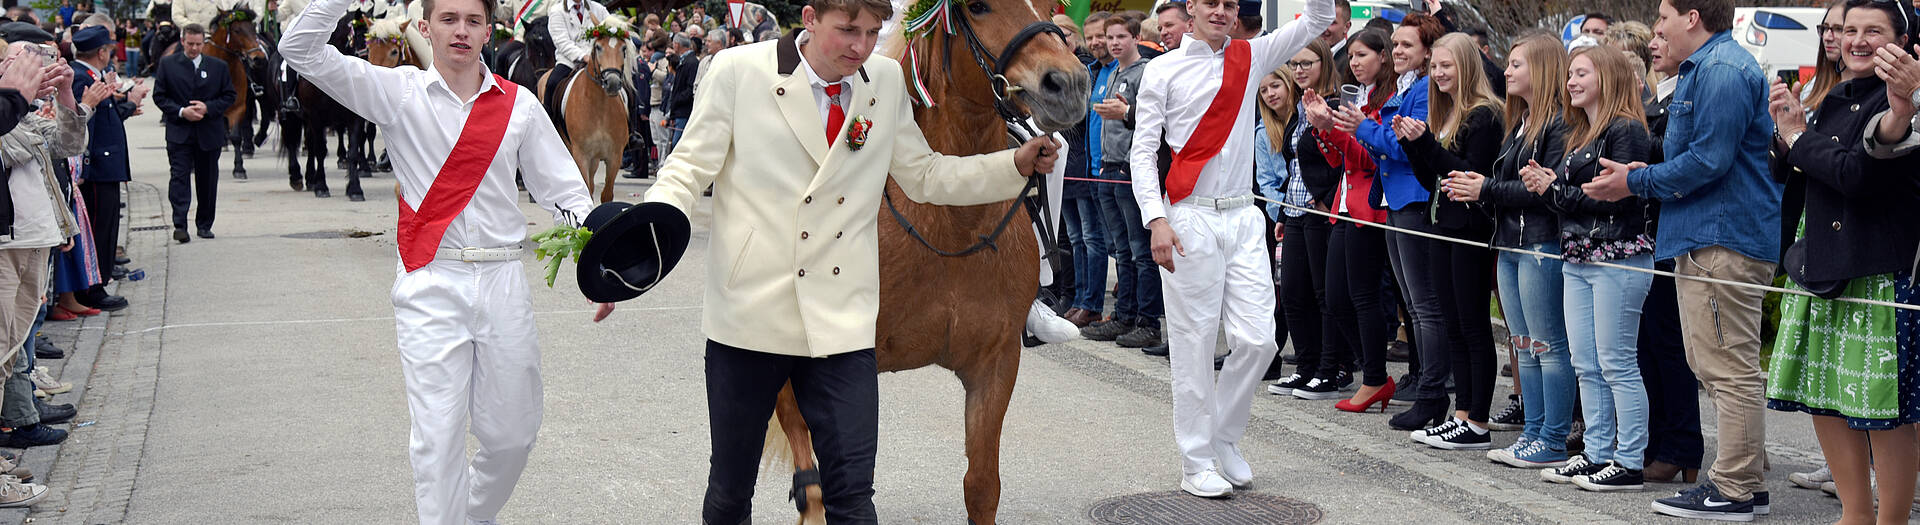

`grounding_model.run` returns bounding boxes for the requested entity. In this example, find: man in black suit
[72,25,145,311]
[151,23,234,243]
